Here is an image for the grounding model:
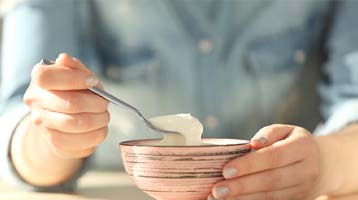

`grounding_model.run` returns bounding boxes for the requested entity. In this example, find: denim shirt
[1,0,357,191]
